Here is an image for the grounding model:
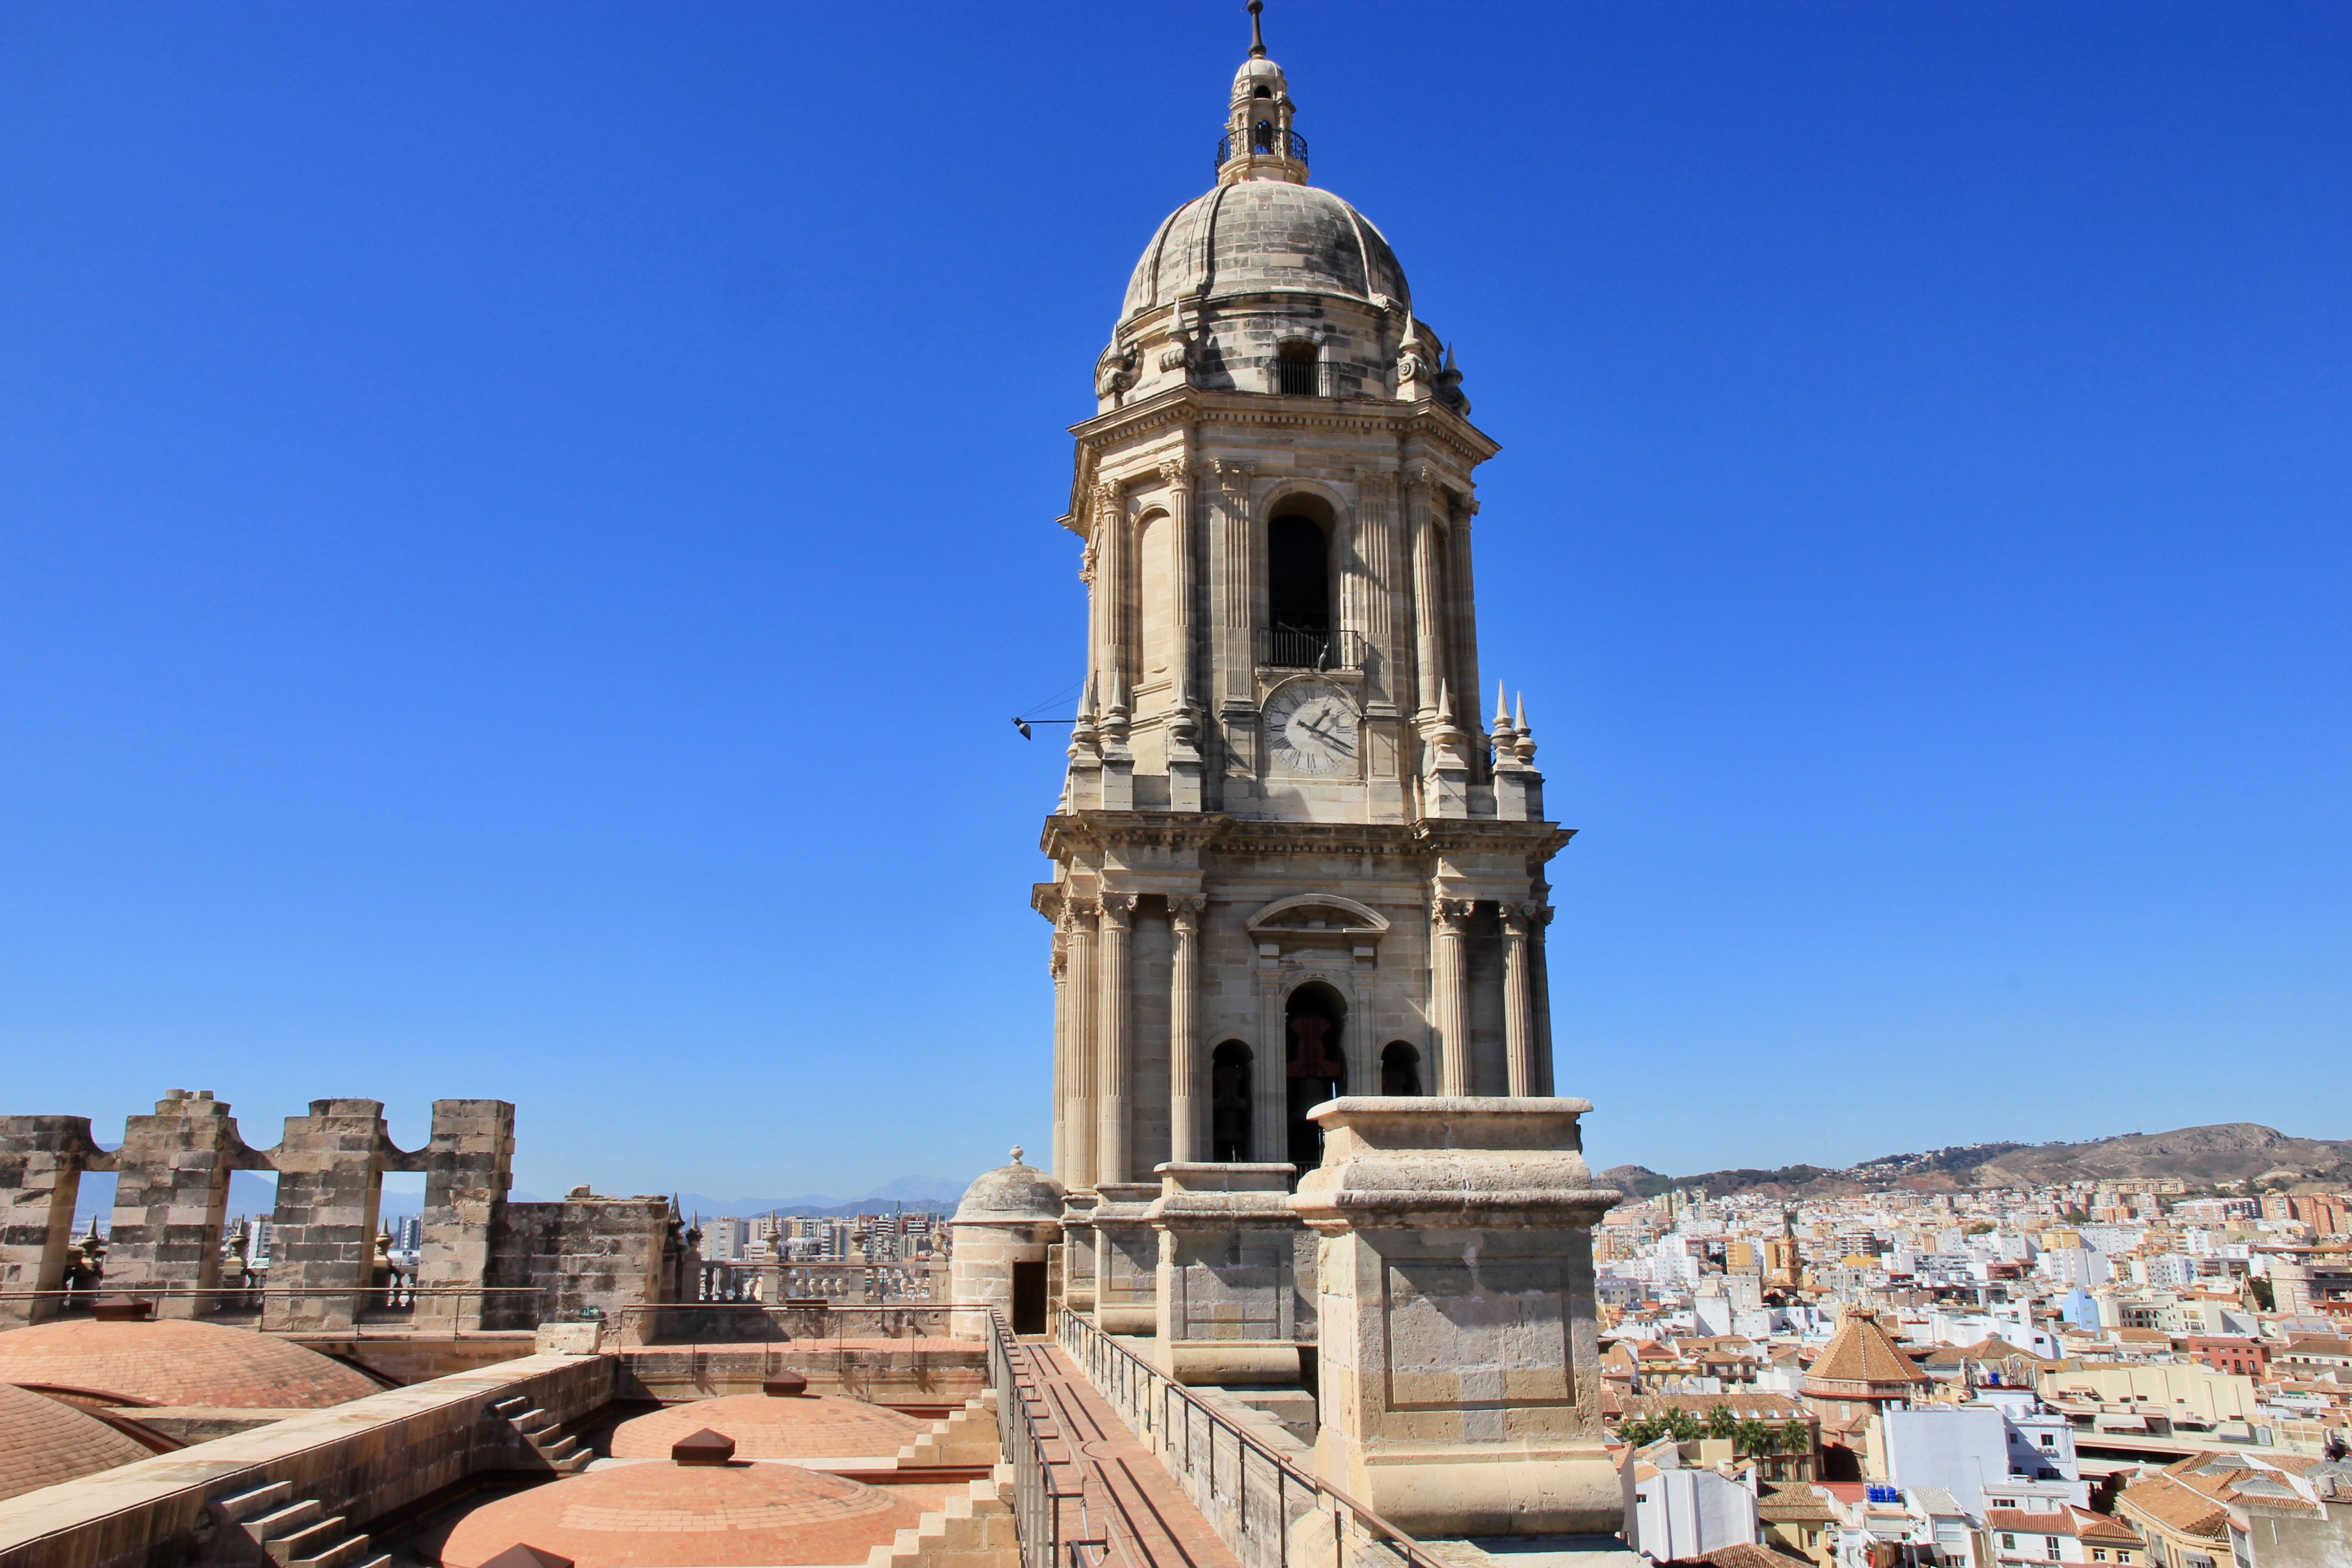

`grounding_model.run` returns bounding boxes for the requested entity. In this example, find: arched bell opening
[1264,494,1339,667]
[1210,1041,1253,1163]
[1284,982,1346,1179]
[1380,1041,1423,1097]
